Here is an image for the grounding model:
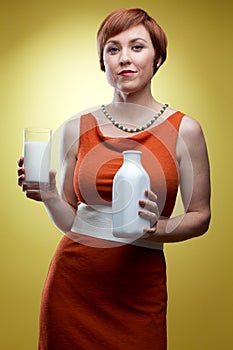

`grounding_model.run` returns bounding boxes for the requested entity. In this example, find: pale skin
[17,24,211,242]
